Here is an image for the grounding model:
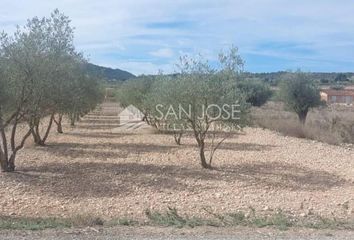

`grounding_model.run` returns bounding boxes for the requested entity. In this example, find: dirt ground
[0,103,353,222]
[1,226,354,240]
